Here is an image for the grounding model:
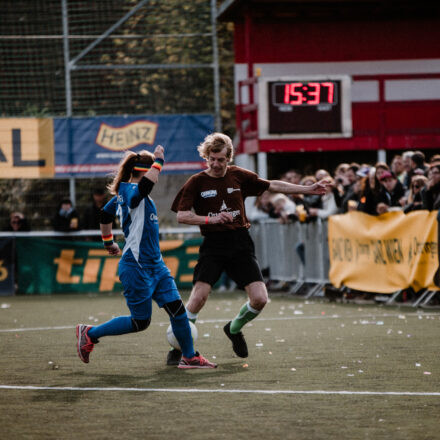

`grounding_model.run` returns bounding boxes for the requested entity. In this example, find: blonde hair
[197,132,234,162]
[107,150,154,195]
